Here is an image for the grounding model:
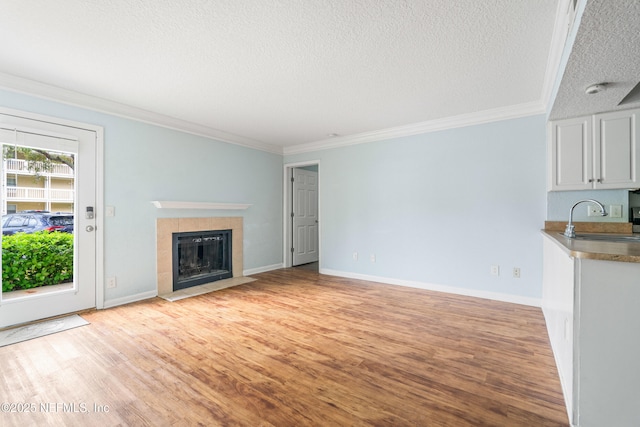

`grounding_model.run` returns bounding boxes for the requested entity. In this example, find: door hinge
[290,247,294,253]
[290,212,294,218]
[291,176,294,182]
